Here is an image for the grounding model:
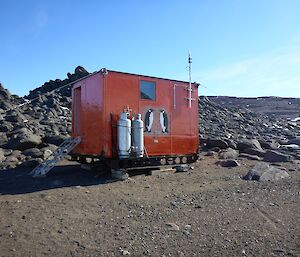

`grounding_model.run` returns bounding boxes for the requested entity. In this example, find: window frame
[139,80,156,101]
